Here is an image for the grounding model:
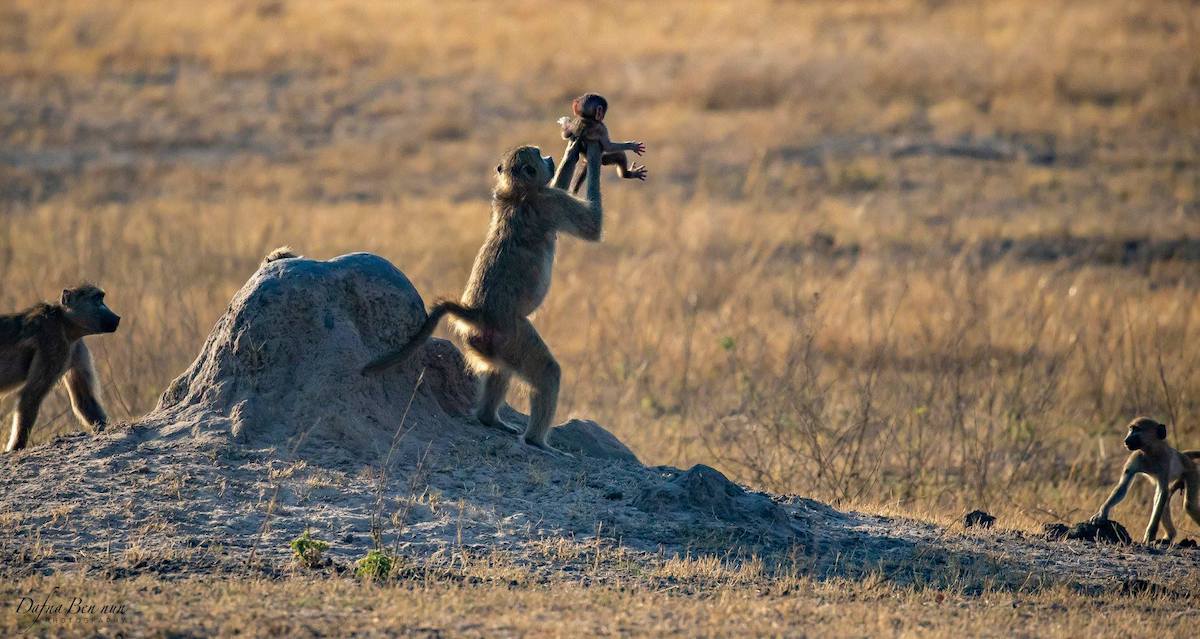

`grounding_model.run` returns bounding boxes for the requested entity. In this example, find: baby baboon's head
[1124,417,1167,451]
[494,145,554,199]
[571,93,608,121]
[61,284,120,334]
